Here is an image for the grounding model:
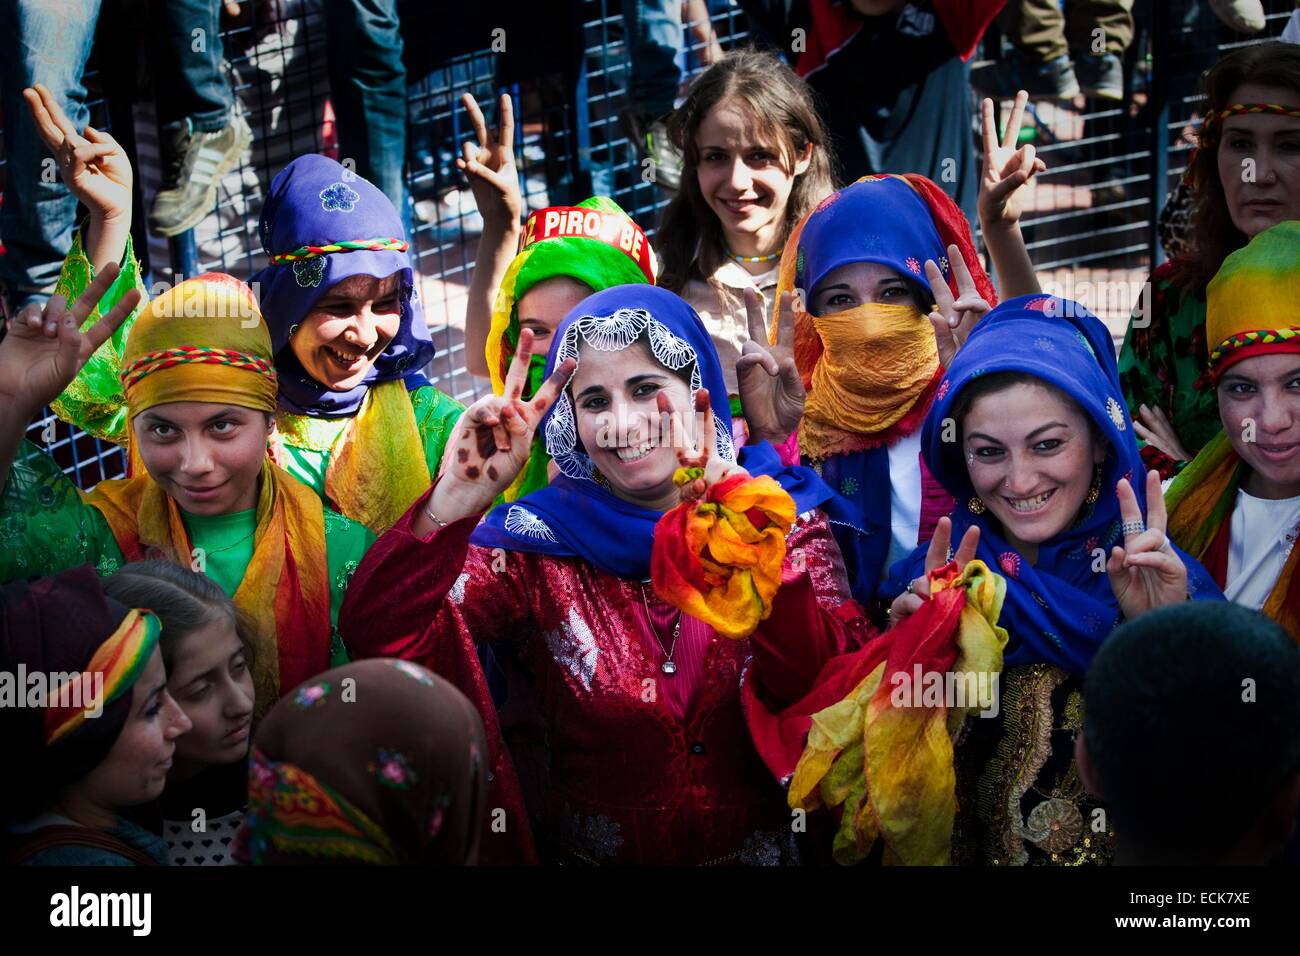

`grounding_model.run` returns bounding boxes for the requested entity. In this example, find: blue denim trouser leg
[323,0,408,229]
[621,0,682,118]
[150,0,233,133]
[0,0,101,307]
